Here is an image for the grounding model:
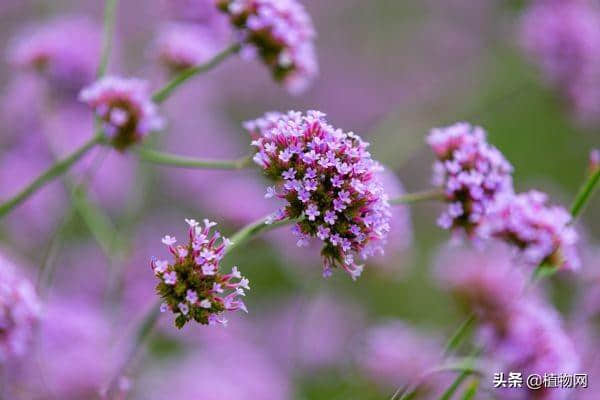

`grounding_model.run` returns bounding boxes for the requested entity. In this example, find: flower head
[79,76,164,150]
[154,22,219,70]
[245,110,391,280]
[520,0,600,125]
[152,219,249,328]
[427,122,514,234]
[0,253,41,363]
[7,15,101,94]
[481,190,580,270]
[216,0,318,93]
